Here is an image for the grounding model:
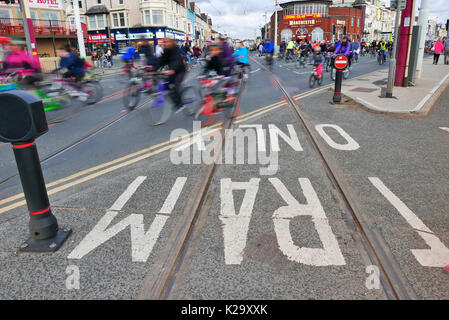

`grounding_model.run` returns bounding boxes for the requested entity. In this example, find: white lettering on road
[268,124,303,152]
[270,178,346,266]
[315,124,360,151]
[68,177,187,262]
[369,177,449,267]
[220,178,260,265]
